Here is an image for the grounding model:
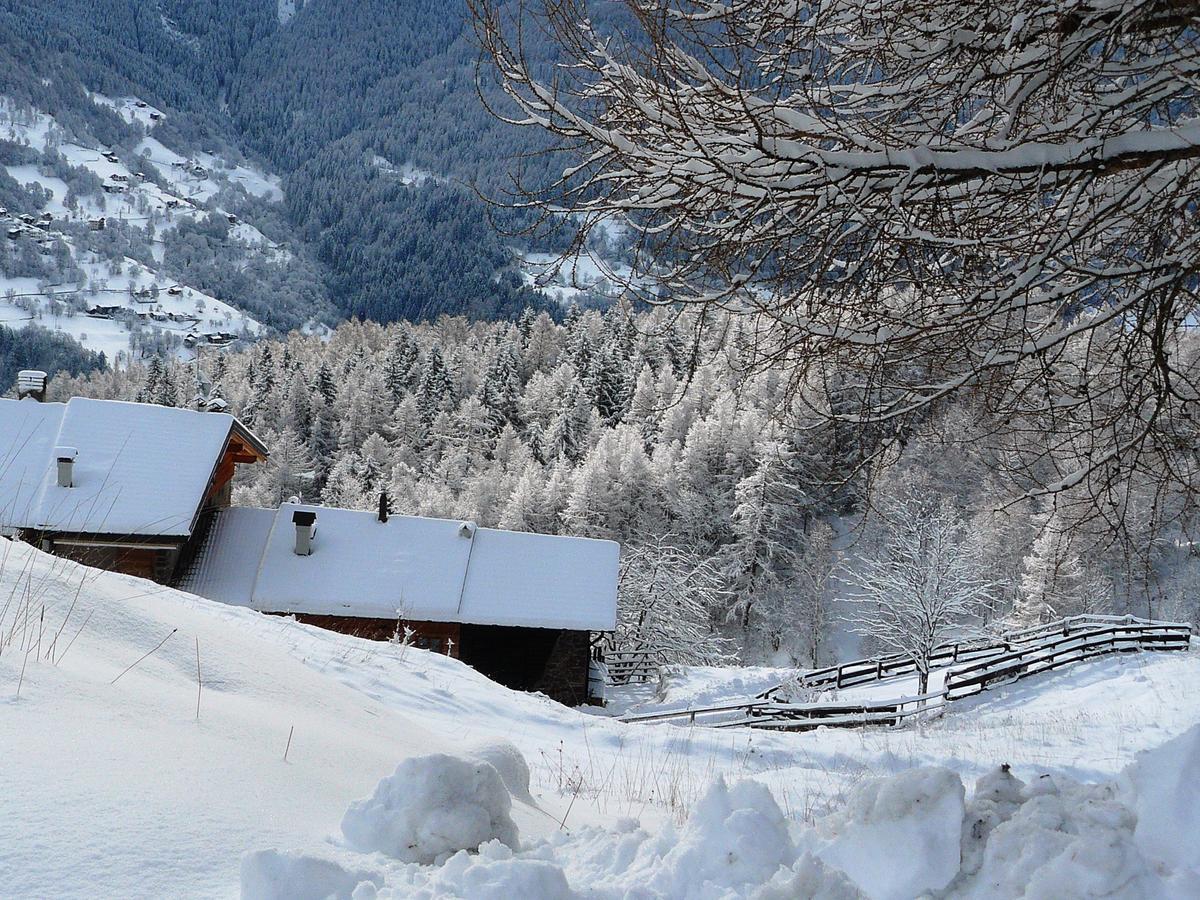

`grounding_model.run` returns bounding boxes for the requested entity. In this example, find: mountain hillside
[0,0,600,342]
